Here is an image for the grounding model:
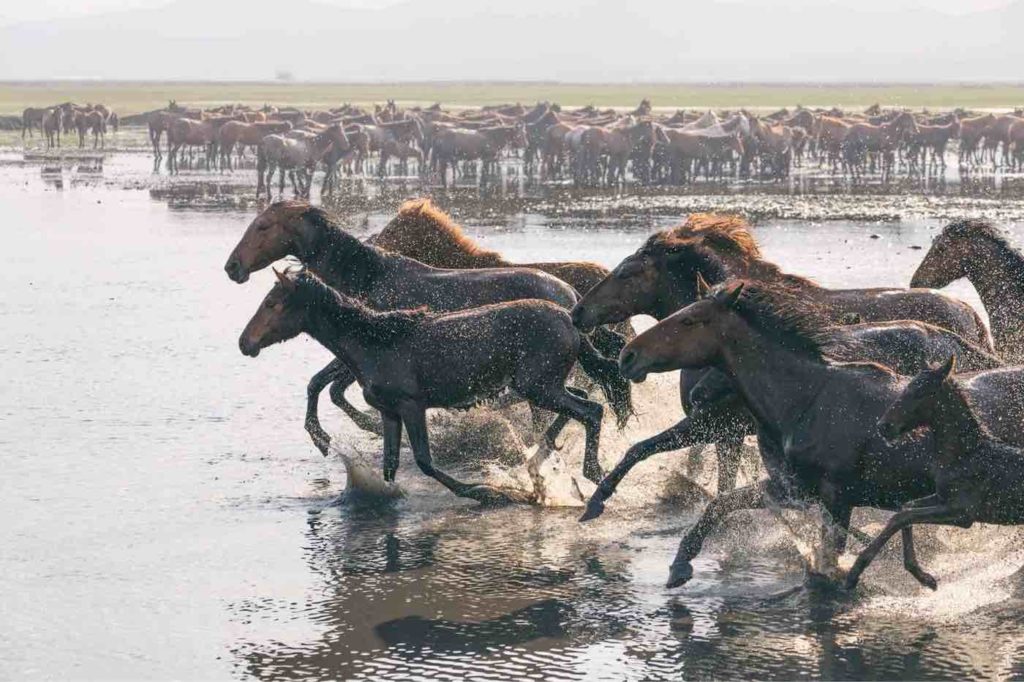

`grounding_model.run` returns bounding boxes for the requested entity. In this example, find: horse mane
[717,280,862,362]
[643,213,817,288]
[378,198,506,267]
[942,218,1022,257]
[294,270,430,345]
